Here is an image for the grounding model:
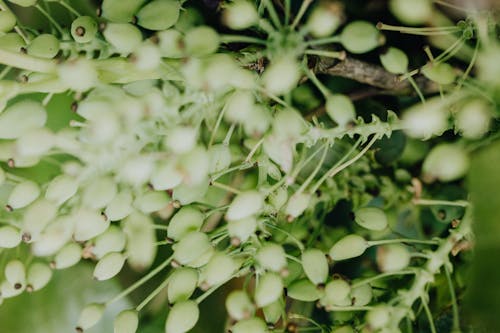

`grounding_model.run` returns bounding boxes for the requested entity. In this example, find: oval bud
[167,206,205,241]
[376,244,411,272]
[254,272,283,307]
[119,155,154,187]
[354,207,388,231]
[0,226,21,248]
[422,62,456,85]
[389,0,432,25]
[226,290,254,320]
[101,0,145,23]
[226,190,263,221]
[151,159,183,190]
[92,225,126,259]
[26,262,52,292]
[0,10,16,33]
[168,267,198,304]
[157,29,184,58]
[58,58,98,92]
[165,300,199,333]
[0,32,25,52]
[8,180,40,210]
[340,21,381,54]
[71,16,98,43]
[137,0,180,31]
[22,199,57,238]
[173,231,213,267]
[7,0,37,7]
[82,176,117,210]
[165,126,198,154]
[325,94,356,127]
[32,216,74,256]
[262,56,301,96]
[105,190,133,221]
[455,99,491,139]
[26,34,59,58]
[231,317,268,333]
[45,174,78,205]
[134,190,169,214]
[306,3,342,37]
[224,90,255,124]
[401,96,449,139]
[379,47,408,74]
[114,309,139,333]
[72,209,110,242]
[288,279,322,302]
[329,234,368,261]
[201,252,238,287]
[54,242,82,269]
[184,26,219,57]
[1,280,23,298]
[132,42,161,70]
[366,305,391,330]
[302,248,328,285]
[256,243,287,272]
[284,192,311,219]
[222,0,258,30]
[263,299,282,324]
[122,212,156,271]
[5,259,26,289]
[94,252,126,281]
[103,23,143,55]
[0,100,46,139]
[227,216,257,243]
[324,278,351,306]
[76,303,105,331]
[15,128,54,158]
[422,143,469,182]
[350,283,372,306]
[208,144,231,174]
